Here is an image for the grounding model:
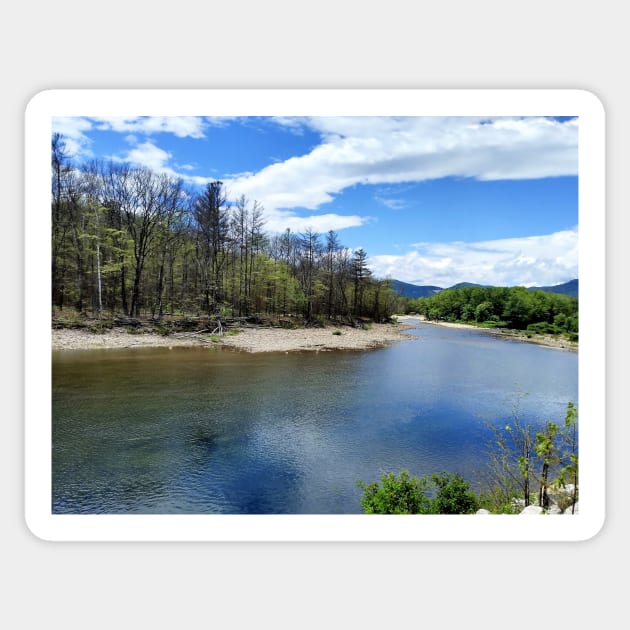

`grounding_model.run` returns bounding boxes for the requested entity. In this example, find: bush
[527,322,564,335]
[480,320,508,329]
[357,470,432,514]
[357,469,479,514]
[429,472,479,514]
